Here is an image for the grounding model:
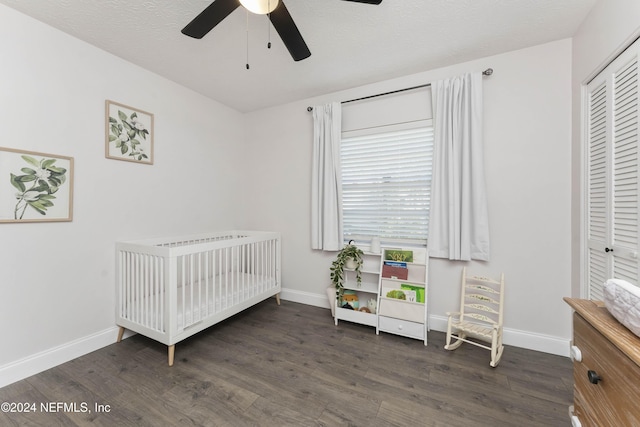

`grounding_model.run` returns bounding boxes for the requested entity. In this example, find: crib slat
[159,256,162,331]
[190,253,194,325]
[135,254,140,325]
[197,252,202,321]
[204,250,210,318]
[231,245,236,306]
[181,255,186,328]
[225,247,230,309]
[144,255,149,329]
